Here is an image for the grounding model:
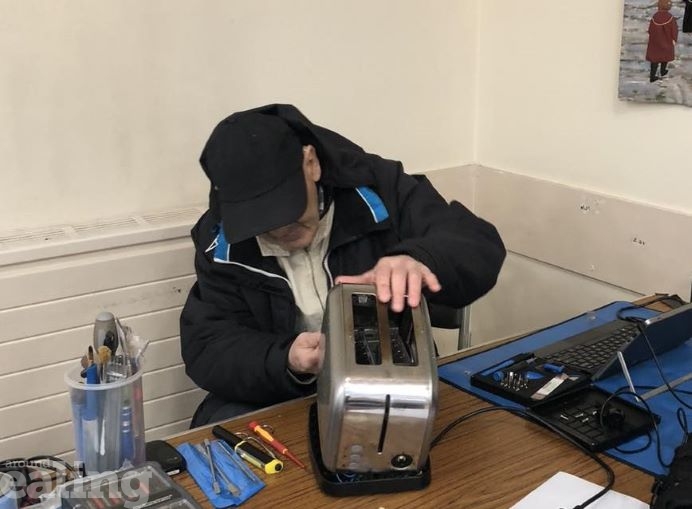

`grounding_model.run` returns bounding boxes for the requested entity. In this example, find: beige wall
[464,0,691,344]
[0,0,477,233]
[476,0,691,216]
[2,0,689,237]
[3,0,690,339]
